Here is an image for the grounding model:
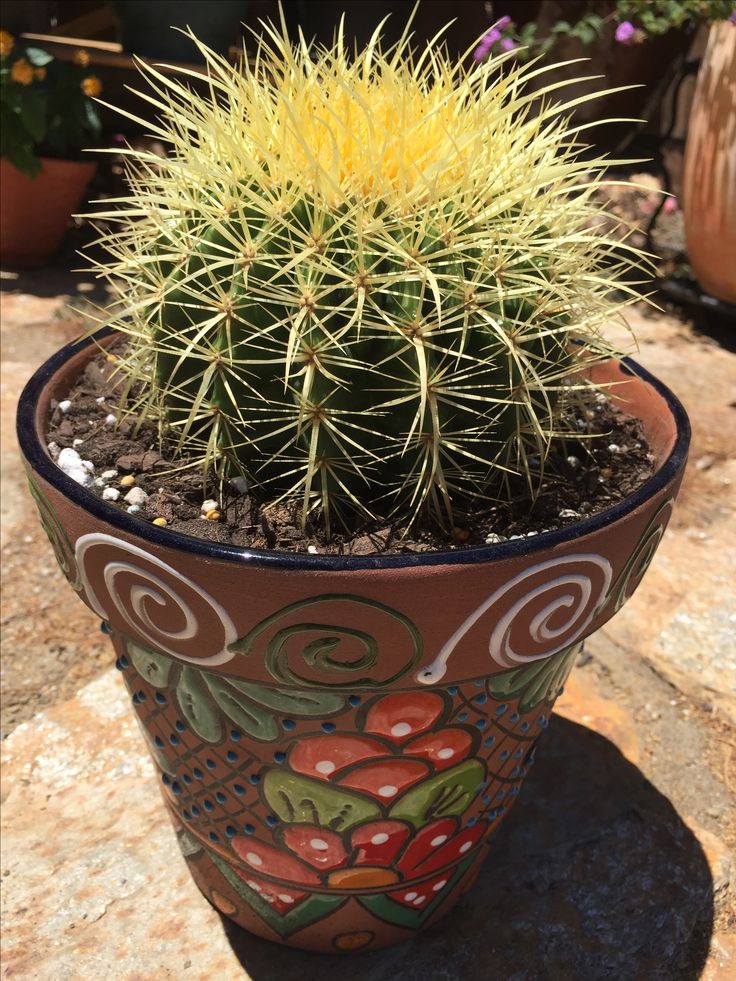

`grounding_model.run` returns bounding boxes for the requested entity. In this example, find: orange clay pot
[17,331,690,953]
[682,21,736,304]
[0,157,96,268]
